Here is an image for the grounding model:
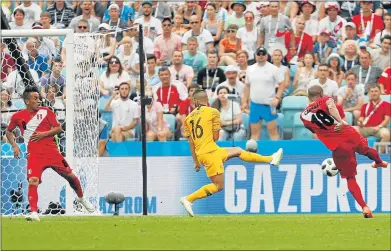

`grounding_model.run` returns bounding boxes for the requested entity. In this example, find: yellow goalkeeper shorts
[197,148,228,177]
